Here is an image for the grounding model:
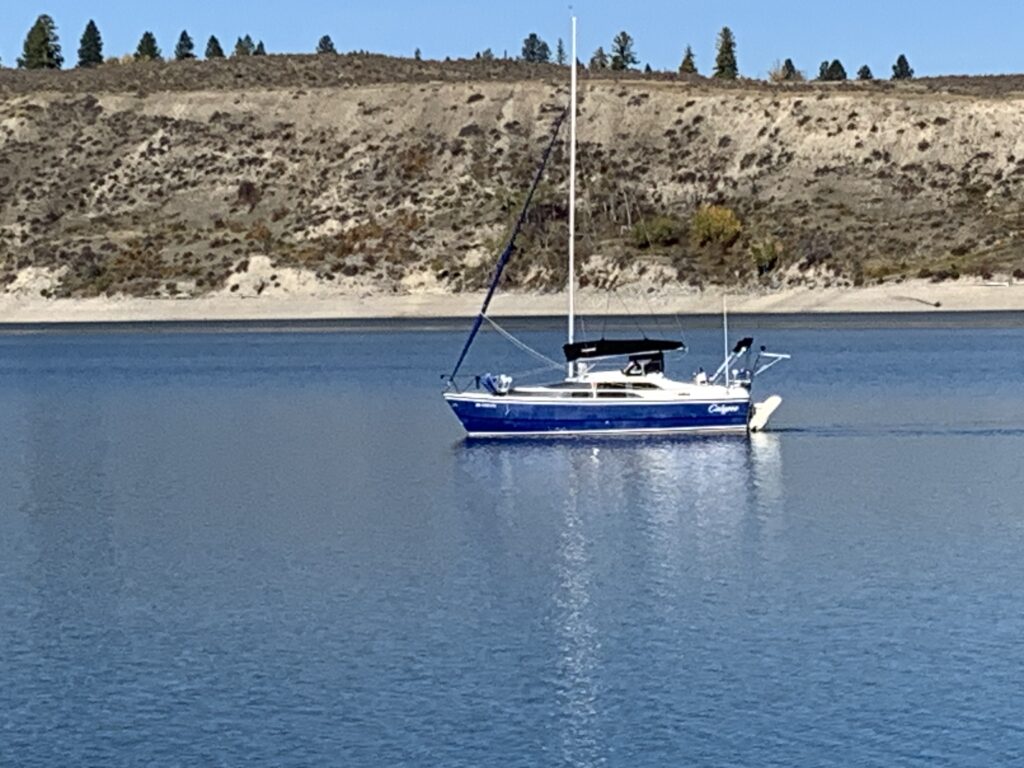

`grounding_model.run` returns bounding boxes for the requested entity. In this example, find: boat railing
[711,343,791,387]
